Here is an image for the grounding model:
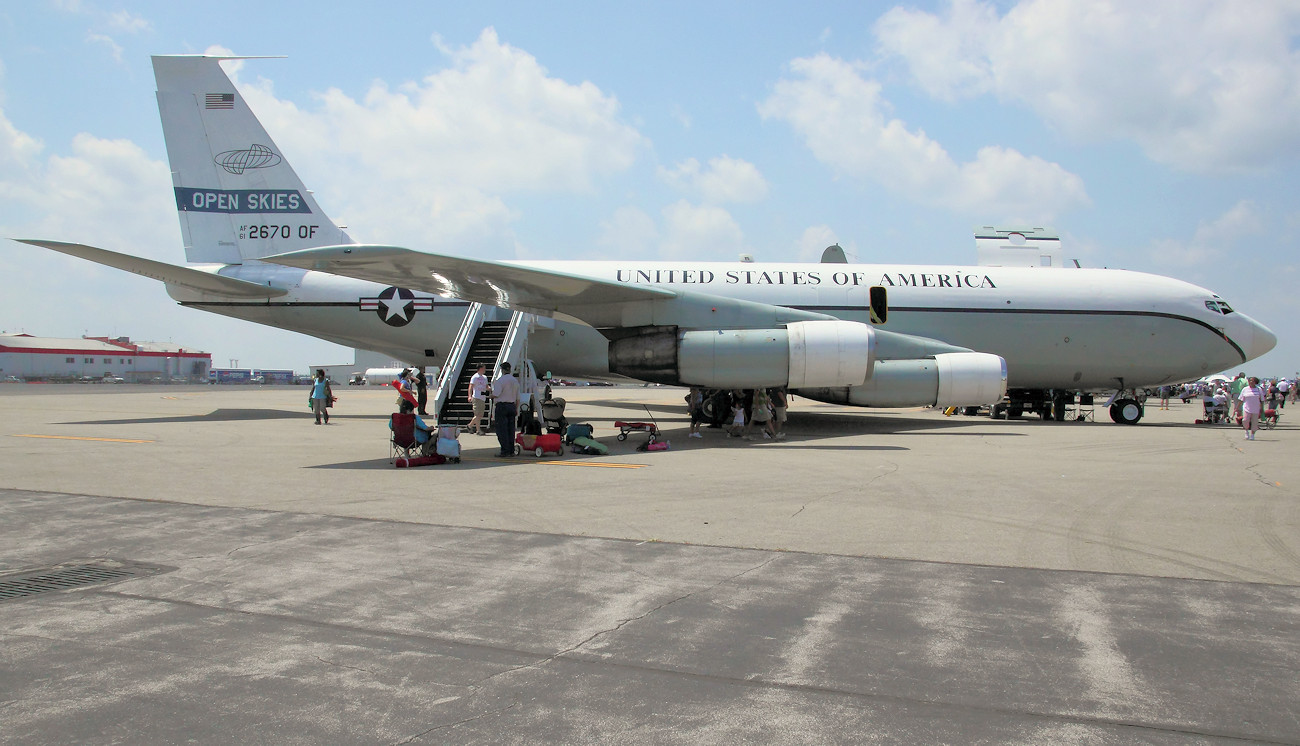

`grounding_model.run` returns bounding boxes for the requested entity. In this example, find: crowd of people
[687,387,789,442]
[1166,372,1293,440]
